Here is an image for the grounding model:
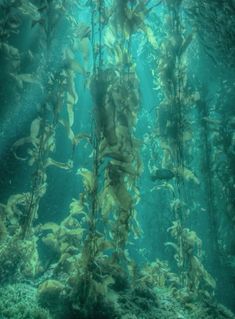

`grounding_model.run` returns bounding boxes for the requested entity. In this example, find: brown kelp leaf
[37,182,47,199]
[110,160,138,176]
[111,183,132,211]
[73,132,91,146]
[61,214,81,229]
[174,167,200,185]
[96,237,113,252]
[65,48,84,74]
[104,26,116,48]
[0,42,20,69]
[191,256,216,289]
[12,136,38,160]
[179,33,193,56]
[111,45,124,65]
[44,131,56,152]
[46,158,73,170]
[18,0,40,20]
[27,149,37,166]
[59,244,70,254]
[145,26,158,49]
[77,168,95,192]
[66,228,84,237]
[0,42,20,58]
[40,222,60,233]
[151,182,175,194]
[132,210,143,239]
[42,234,59,252]
[10,73,41,89]
[74,22,91,40]
[99,188,116,220]
[30,117,41,139]
[69,198,84,215]
[79,37,90,63]
[67,97,75,127]
[167,221,181,237]
[100,147,132,163]
[66,77,77,130]
[2,194,28,222]
[59,118,75,142]
[164,241,179,252]
[67,59,84,73]
[64,50,80,132]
